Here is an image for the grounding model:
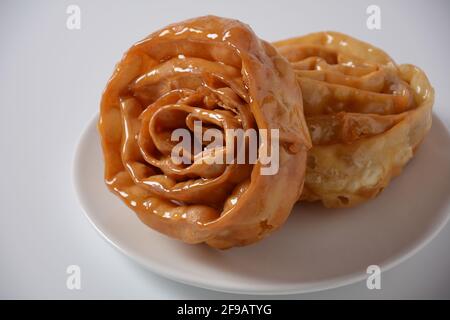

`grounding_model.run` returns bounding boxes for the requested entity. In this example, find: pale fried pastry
[275,32,434,208]
[98,16,311,248]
